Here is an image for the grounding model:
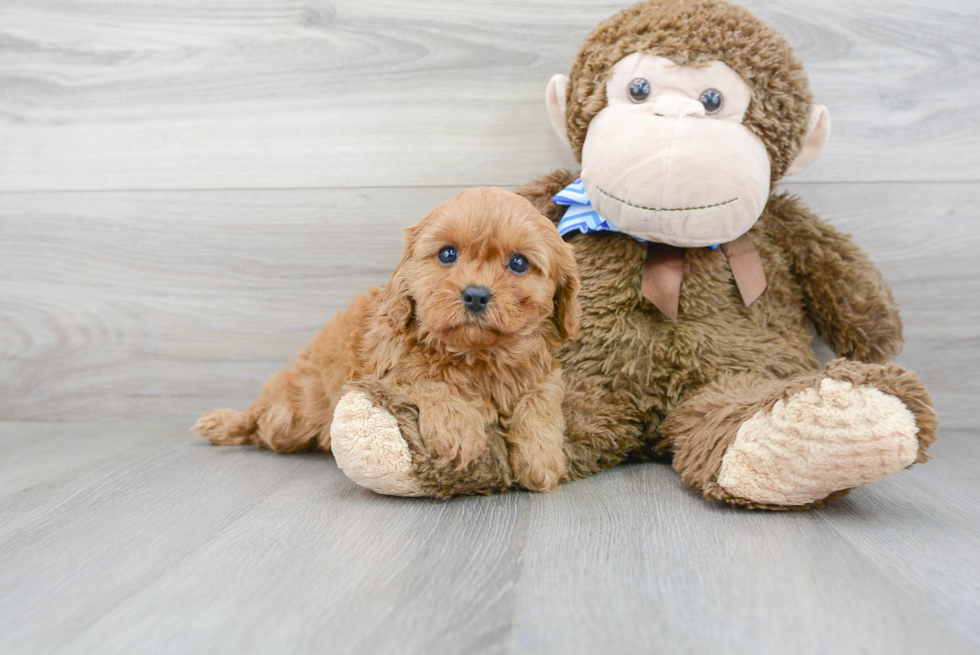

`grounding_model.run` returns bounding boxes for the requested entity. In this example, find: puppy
[194,187,580,493]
